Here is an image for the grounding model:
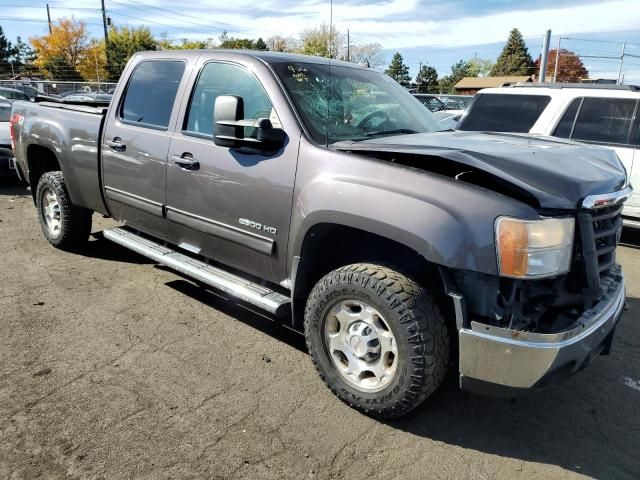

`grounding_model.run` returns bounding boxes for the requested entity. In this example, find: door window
[570,97,636,145]
[184,62,278,138]
[120,60,186,129]
[553,98,581,139]
[457,94,551,133]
